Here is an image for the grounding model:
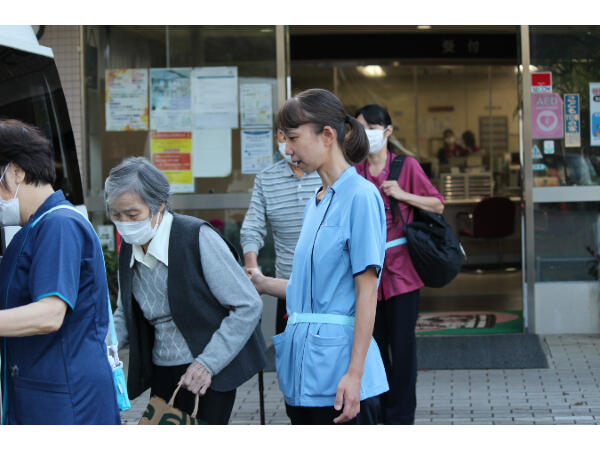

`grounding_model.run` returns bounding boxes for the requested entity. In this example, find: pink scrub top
[355,152,445,300]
